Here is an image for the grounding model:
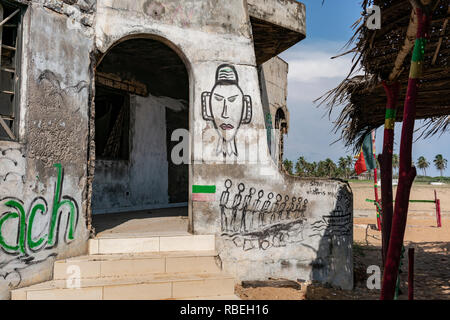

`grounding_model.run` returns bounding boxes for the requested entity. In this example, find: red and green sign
[192,185,216,202]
